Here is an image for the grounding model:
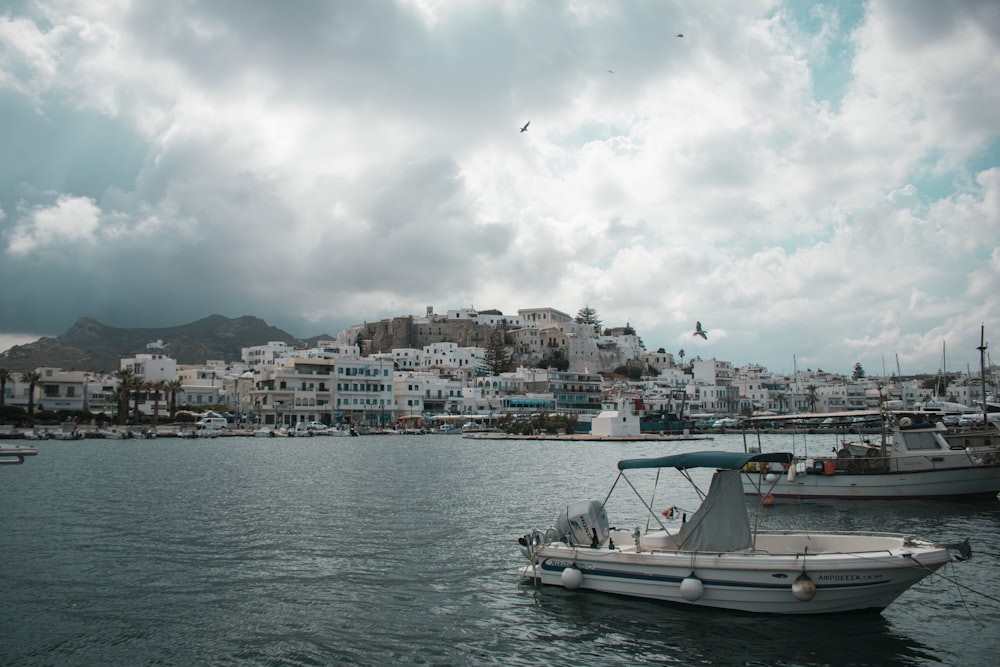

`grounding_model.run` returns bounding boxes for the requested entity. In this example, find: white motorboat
[252,427,287,438]
[100,428,134,440]
[743,415,1000,501]
[1,446,38,465]
[518,451,968,614]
